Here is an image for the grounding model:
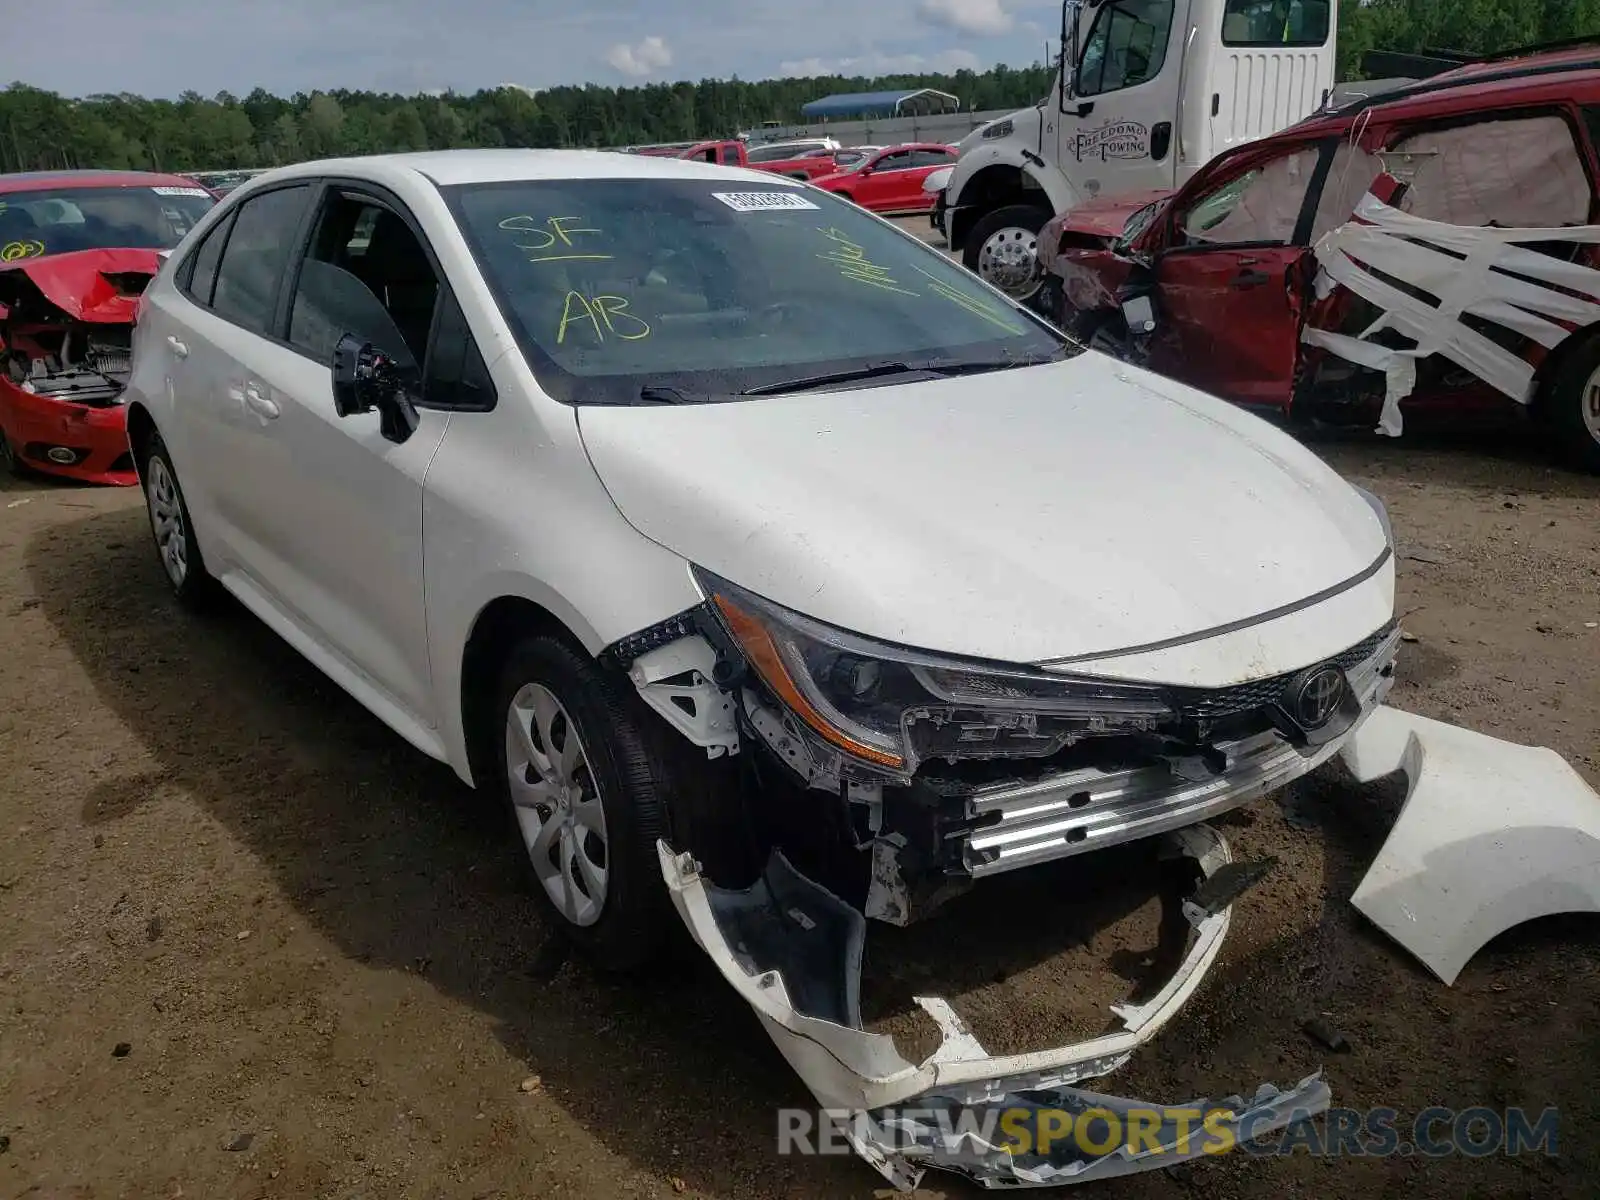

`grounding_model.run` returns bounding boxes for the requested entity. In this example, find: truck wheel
[1548,331,1600,473]
[964,203,1051,301]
